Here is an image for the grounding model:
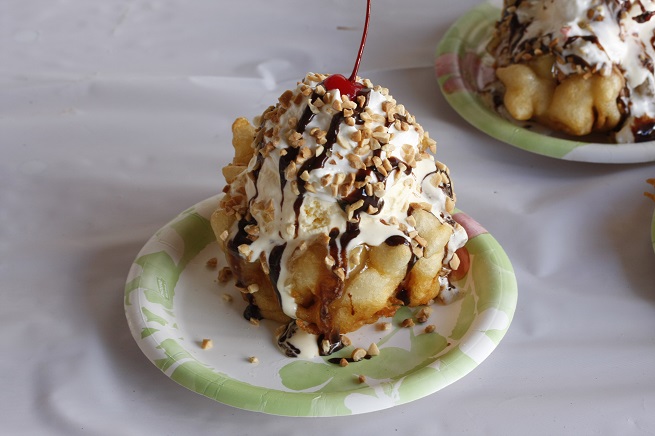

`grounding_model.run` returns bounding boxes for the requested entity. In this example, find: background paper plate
[124,195,517,417]
[435,2,655,164]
